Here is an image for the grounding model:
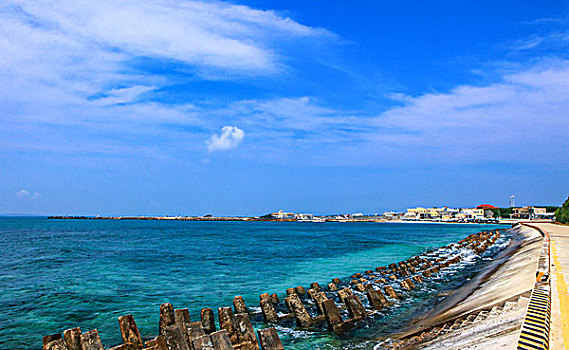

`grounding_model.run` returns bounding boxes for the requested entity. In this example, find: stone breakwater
[383,224,545,350]
[41,229,501,350]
